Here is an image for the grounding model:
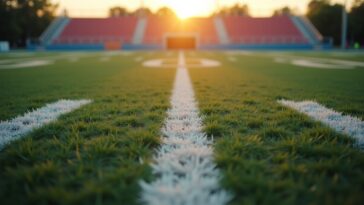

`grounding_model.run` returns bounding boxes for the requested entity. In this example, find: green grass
[0,51,175,204]
[0,50,364,205]
[189,51,364,205]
